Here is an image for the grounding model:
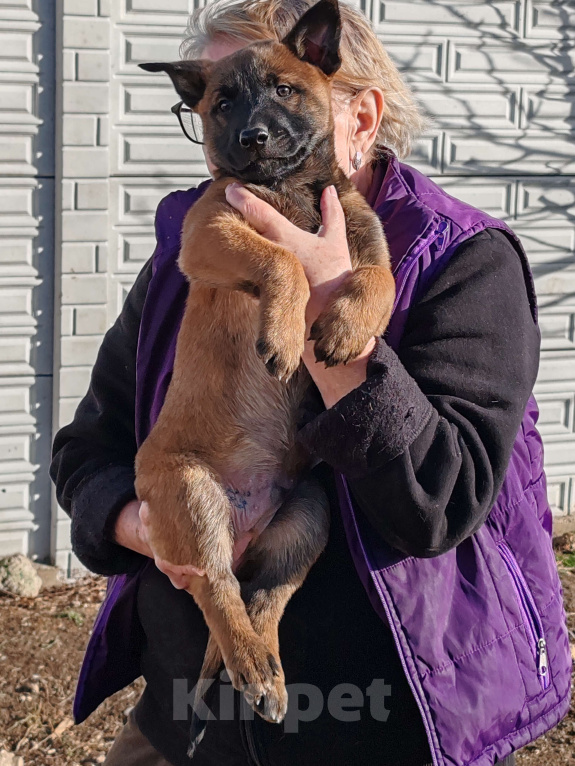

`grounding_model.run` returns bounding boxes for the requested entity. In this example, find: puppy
[136,0,395,753]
